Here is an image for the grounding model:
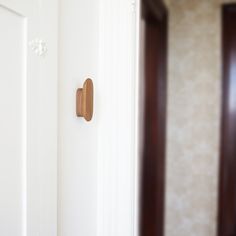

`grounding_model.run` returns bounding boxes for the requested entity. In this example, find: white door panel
[0,0,57,235]
[0,6,26,236]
